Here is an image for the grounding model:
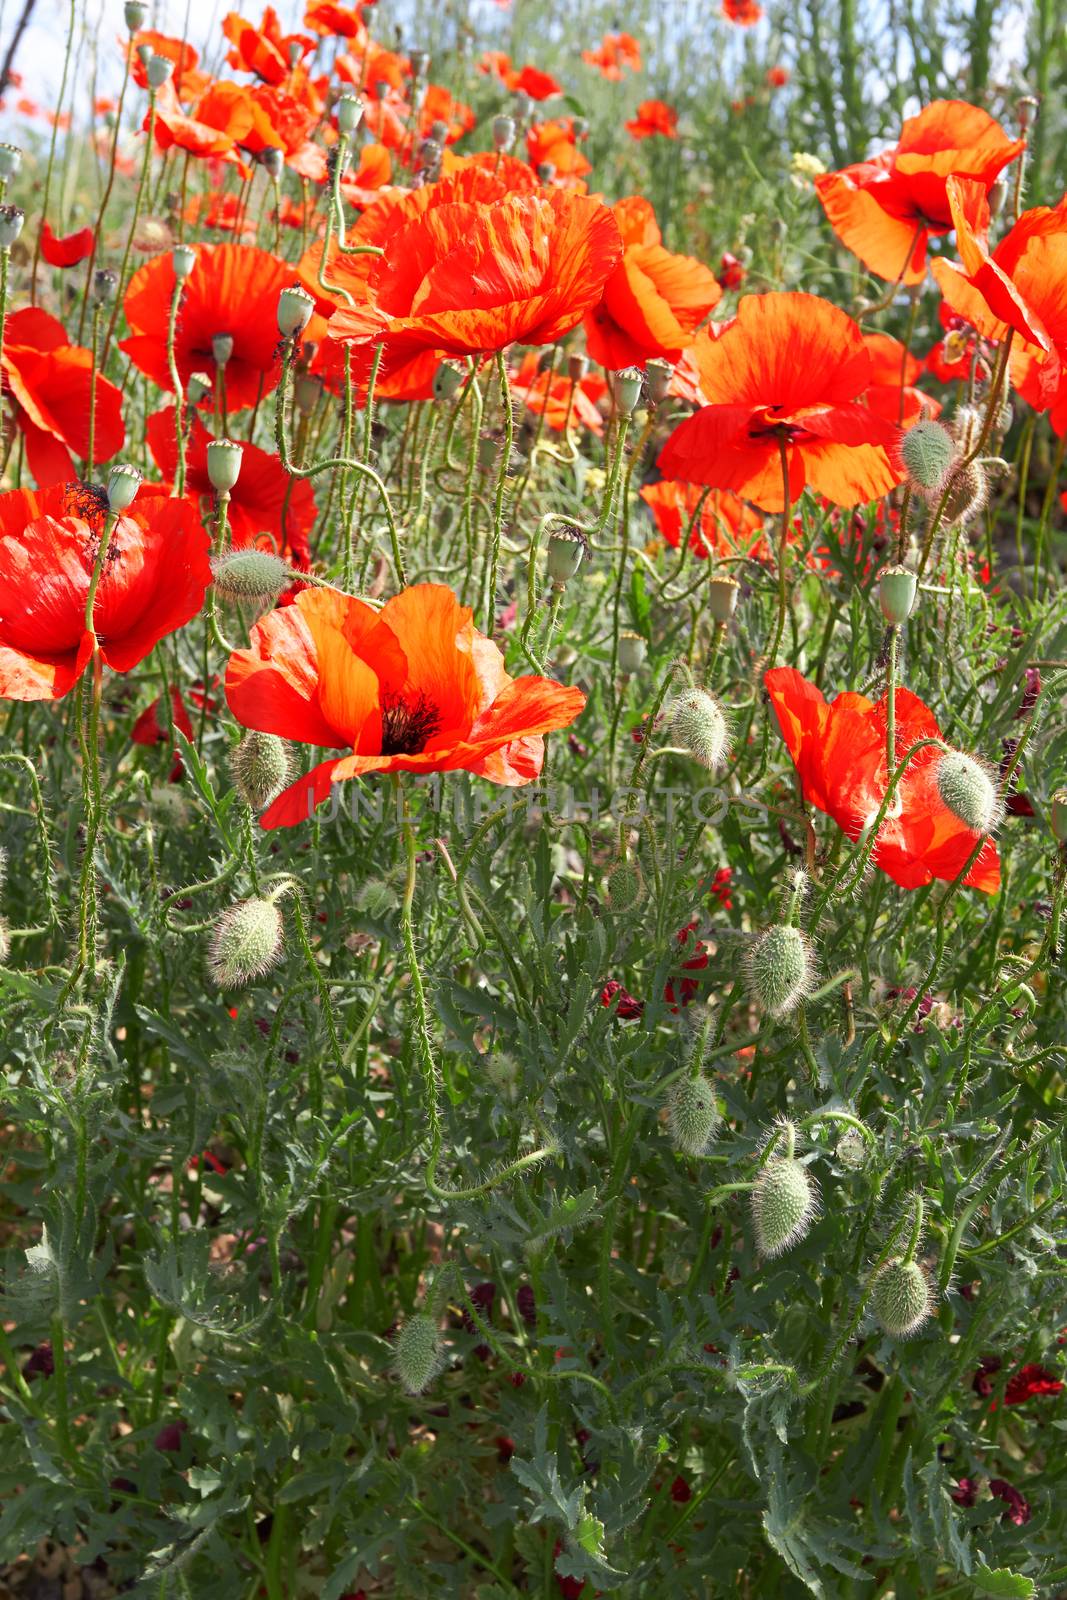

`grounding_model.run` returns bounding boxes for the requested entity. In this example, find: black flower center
[379,692,441,756]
